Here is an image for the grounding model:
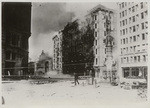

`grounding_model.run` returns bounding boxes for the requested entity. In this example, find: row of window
[94,31,107,38]
[120,21,148,36]
[121,44,147,55]
[120,11,147,27]
[121,54,147,64]
[119,2,146,11]
[5,51,22,61]
[121,32,148,44]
